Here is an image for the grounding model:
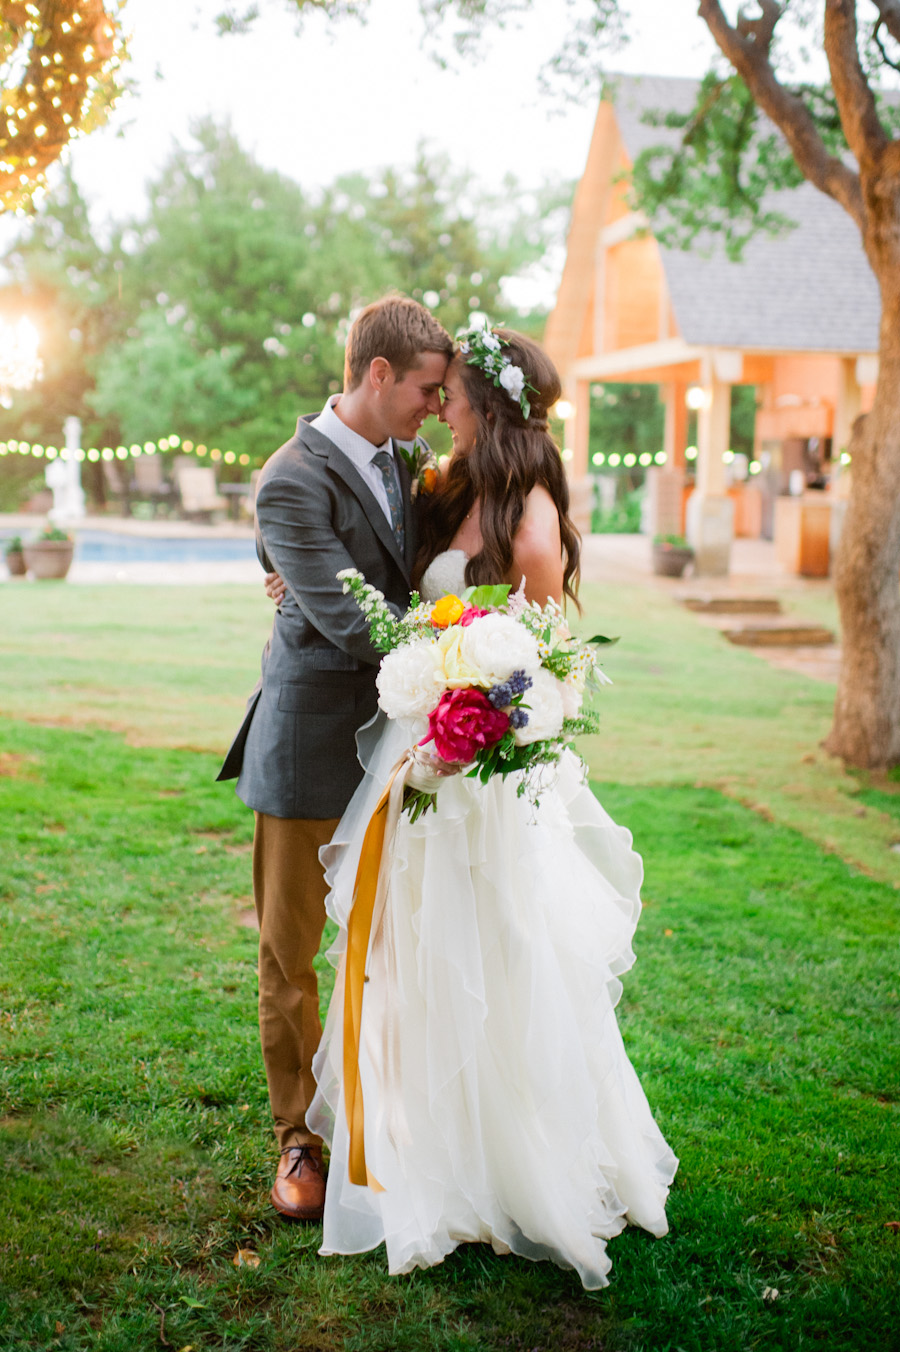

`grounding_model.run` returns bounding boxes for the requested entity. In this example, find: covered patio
[546,75,880,576]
